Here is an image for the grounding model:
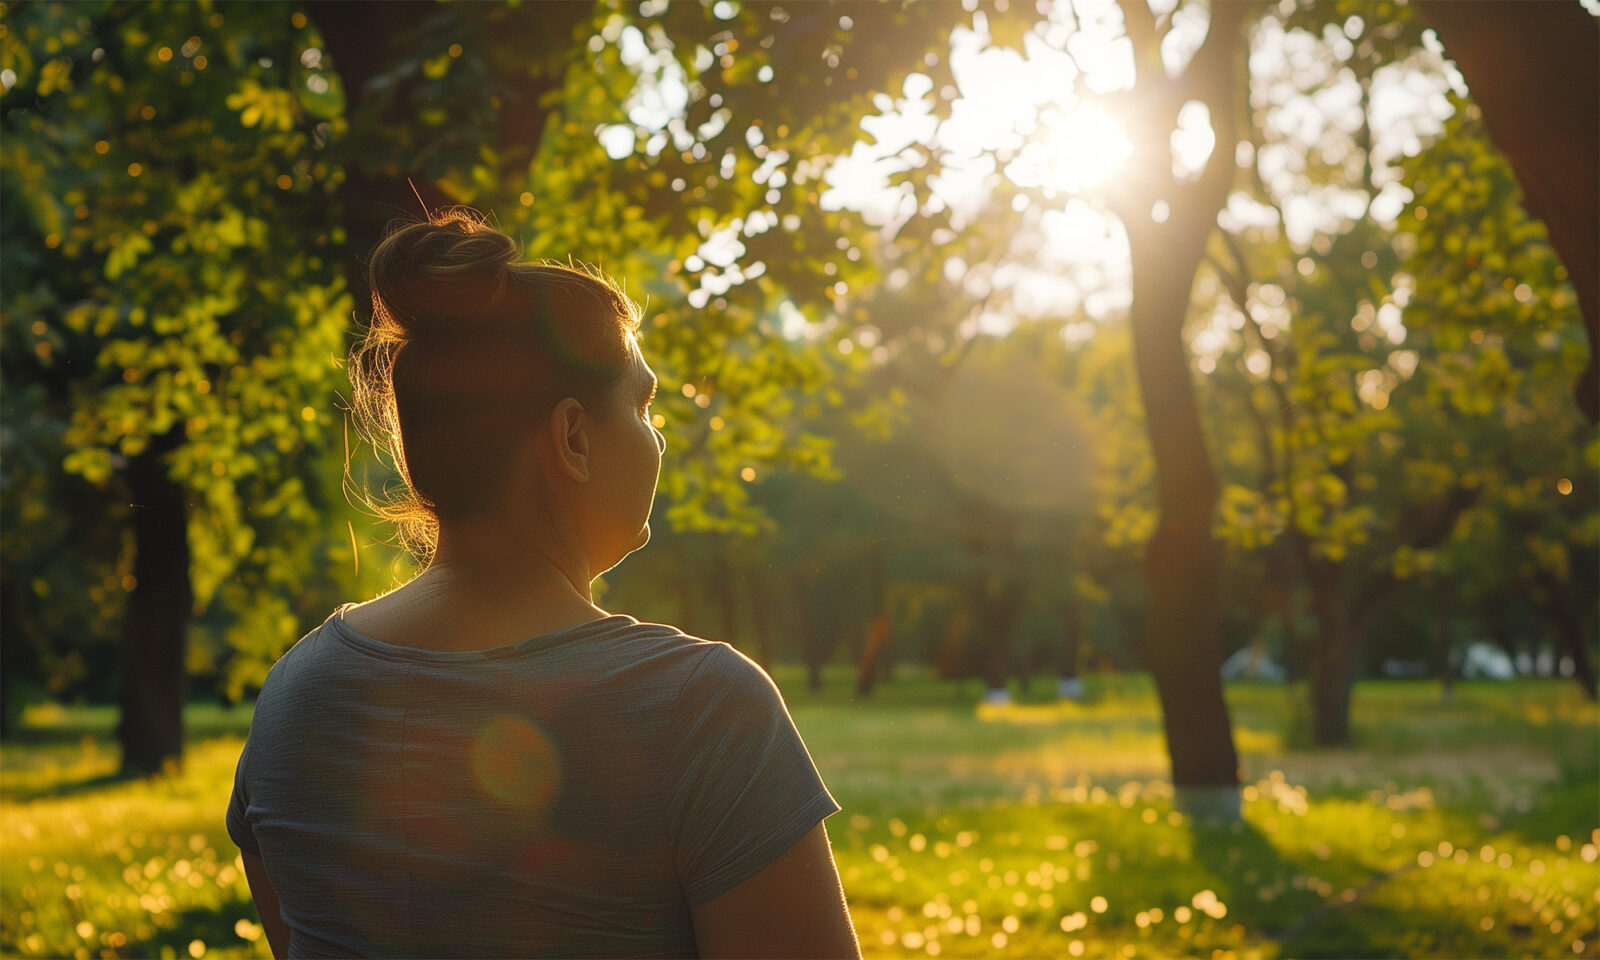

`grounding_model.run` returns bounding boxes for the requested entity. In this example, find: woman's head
[348,207,663,573]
